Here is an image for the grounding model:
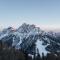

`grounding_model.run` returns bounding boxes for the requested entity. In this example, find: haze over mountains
[0,23,60,33]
